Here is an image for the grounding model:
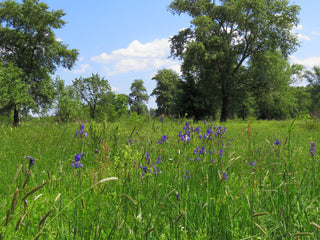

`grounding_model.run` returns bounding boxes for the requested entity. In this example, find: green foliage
[129,79,149,115]
[53,77,81,122]
[73,73,112,119]
[304,66,320,116]
[0,0,78,126]
[151,69,182,116]
[248,51,294,120]
[0,62,33,115]
[169,0,300,121]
